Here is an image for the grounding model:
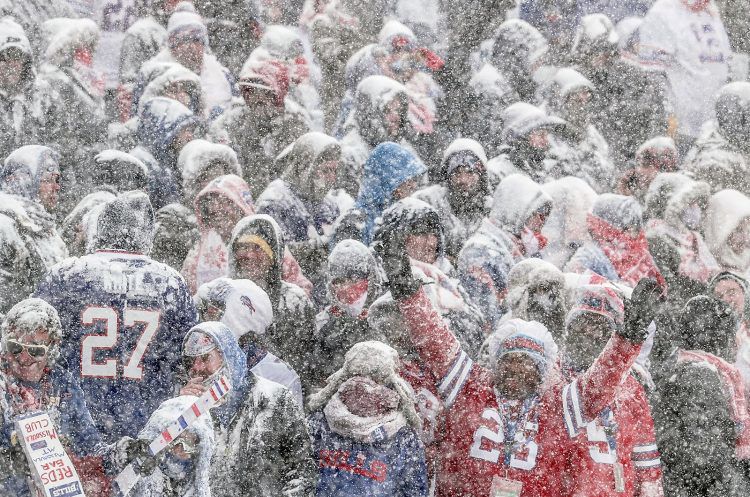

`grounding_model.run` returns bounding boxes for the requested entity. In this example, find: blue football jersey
[35,250,197,442]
